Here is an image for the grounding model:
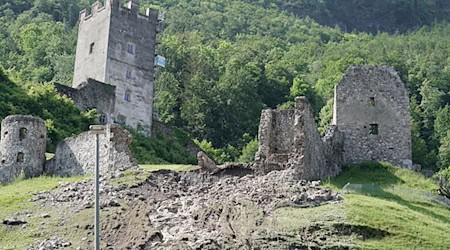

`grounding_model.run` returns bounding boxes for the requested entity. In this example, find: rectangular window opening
[89,42,95,54]
[369,124,379,135]
[125,70,132,78]
[369,97,375,106]
[124,90,131,102]
[127,43,135,55]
